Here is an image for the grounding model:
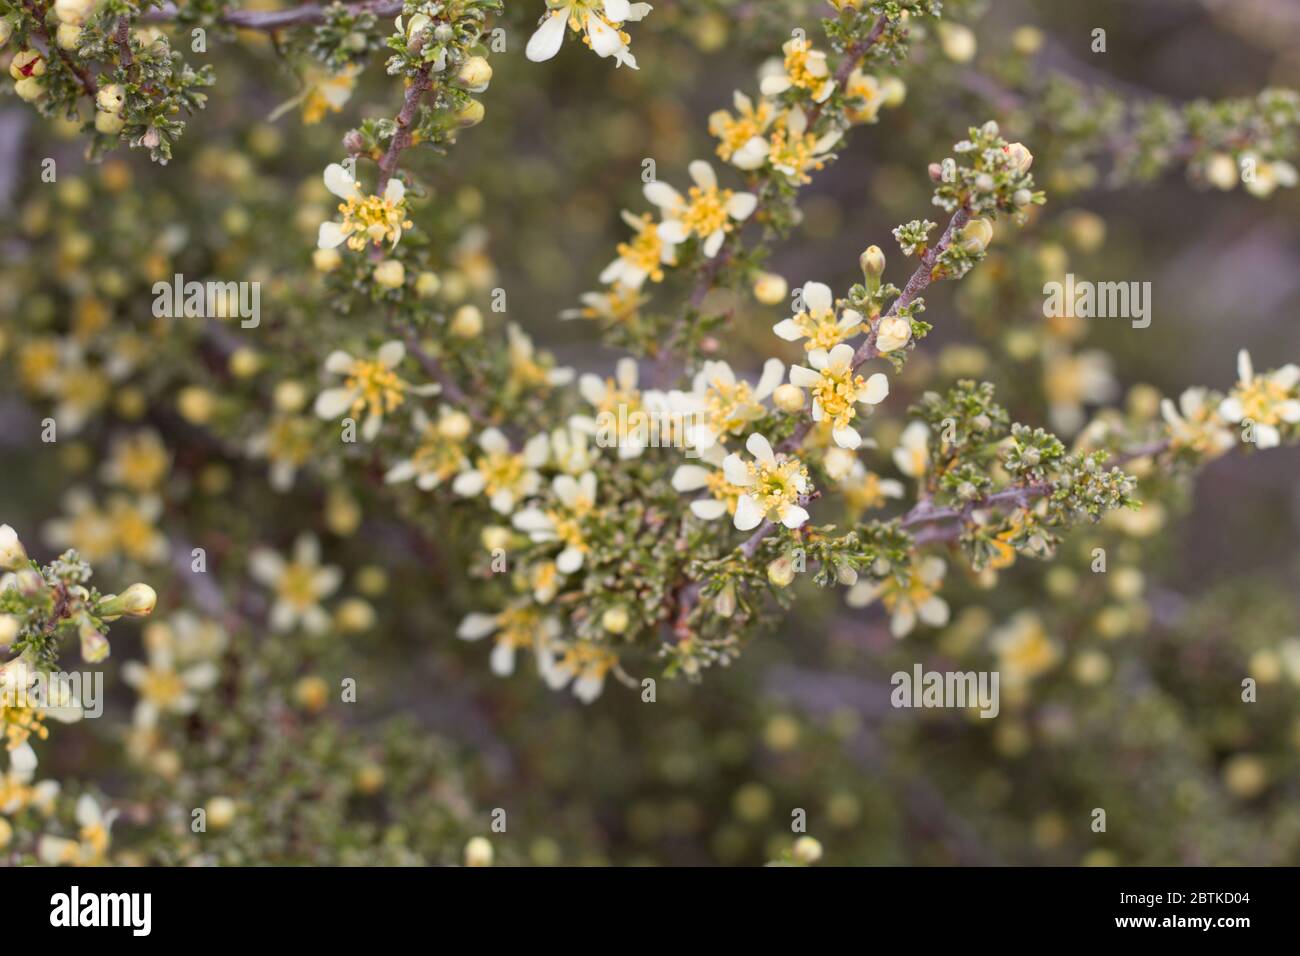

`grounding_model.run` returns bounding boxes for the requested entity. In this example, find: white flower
[644,160,757,258]
[599,210,679,288]
[1160,387,1235,458]
[759,37,835,103]
[452,428,550,514]
[249,534,343,634]
[383,407,471,490]
[672,358,785,451]
[767,107,841,185]
[122,635,220,728]
[458,605,562,677]
[846,556,949,638]
[572,358,664,459]
[317,163,412,252]
[536,638,619,703]
[512,472,598,573]
[313,340,438,442]
[892,421,930,478]
[526,1,653,70]
[708,90,775,170]
[788,343,889,449]
[1043,347,1118,436]
[1218,349,1300,449]
[772,281,864,352]
[722,433,813,531]
[507,322,575,389]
